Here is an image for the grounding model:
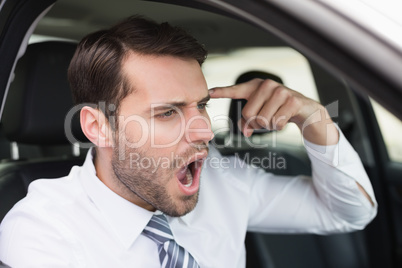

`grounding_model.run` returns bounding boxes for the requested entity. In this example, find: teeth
[184,167,193,187]
[194,160,200,169]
